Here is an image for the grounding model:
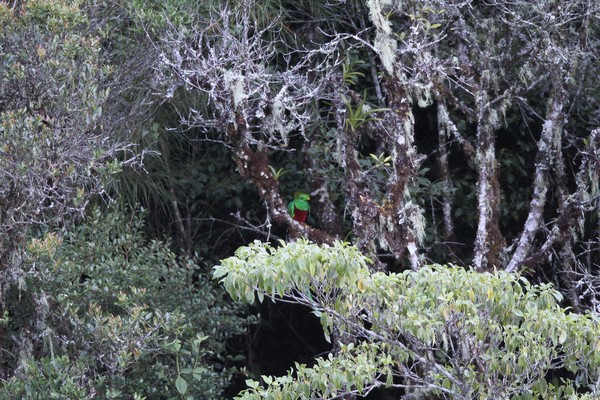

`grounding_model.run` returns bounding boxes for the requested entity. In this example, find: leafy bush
[0,0,116,246]
[215,240,600,399]
[0,207,249,399]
